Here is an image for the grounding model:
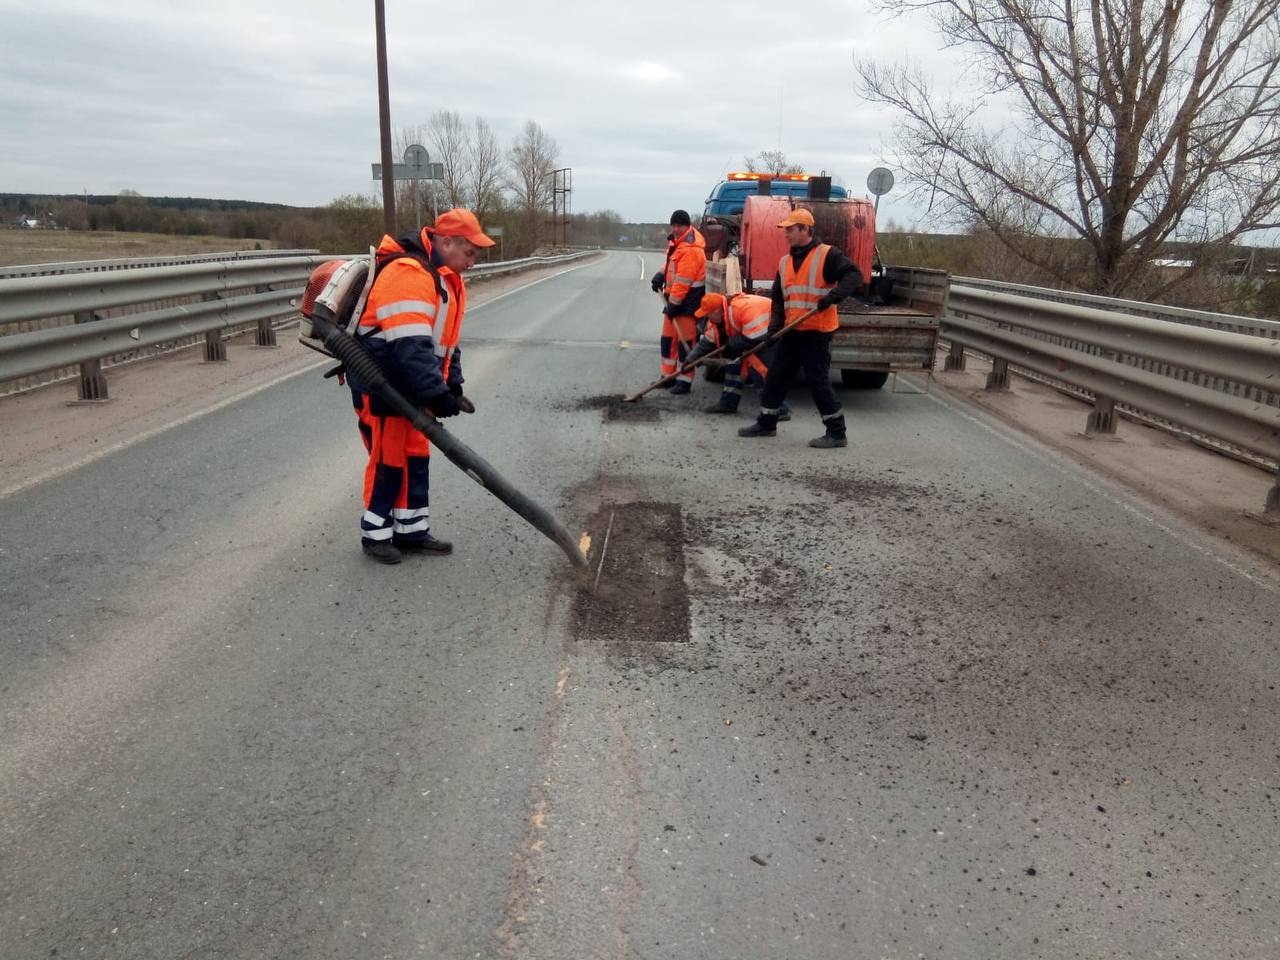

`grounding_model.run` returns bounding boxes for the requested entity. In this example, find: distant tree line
[0,111,616,258]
